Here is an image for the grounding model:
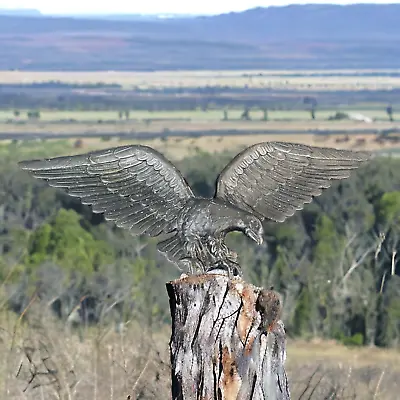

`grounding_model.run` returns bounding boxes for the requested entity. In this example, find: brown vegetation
[68,133,398,161]
[0,309,398,399]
